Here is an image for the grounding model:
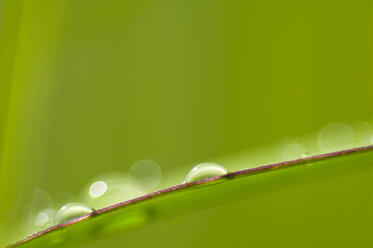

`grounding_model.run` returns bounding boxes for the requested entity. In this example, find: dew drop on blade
[183,162,227,183]
[300,153,314,166]
[301,152,311,158]
[52,202,93,226]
